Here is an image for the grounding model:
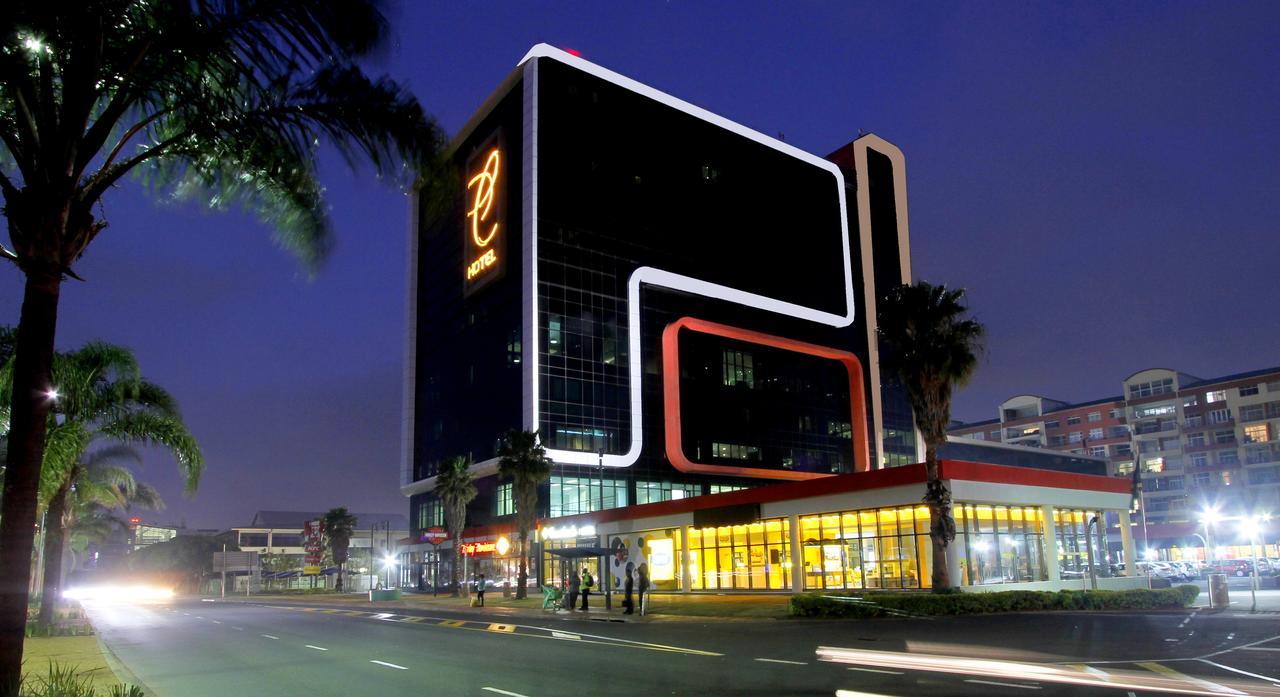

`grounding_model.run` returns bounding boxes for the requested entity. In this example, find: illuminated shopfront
[800,507,929,591]
[687,520,791,591]
[955,505,1049,586]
